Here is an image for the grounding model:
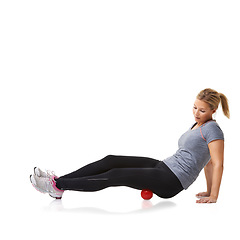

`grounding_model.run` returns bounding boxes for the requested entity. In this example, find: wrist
[210,194,218,200]
[206,190,211,195]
